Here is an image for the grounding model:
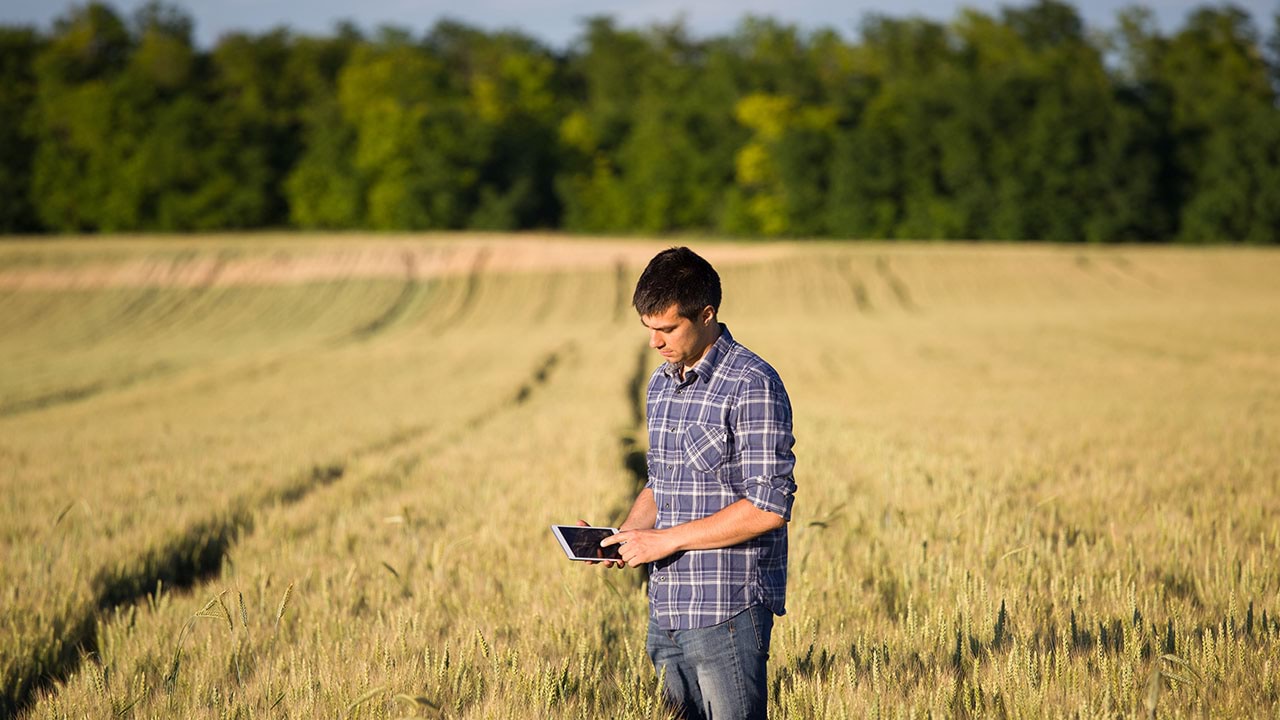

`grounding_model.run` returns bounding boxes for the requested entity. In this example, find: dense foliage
[2,0,1277,240]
